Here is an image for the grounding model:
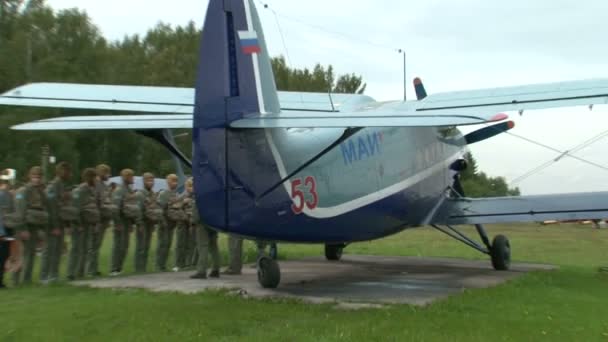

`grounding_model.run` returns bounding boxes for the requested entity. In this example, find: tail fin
[193,0,281,229]
[195,0,280,122]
